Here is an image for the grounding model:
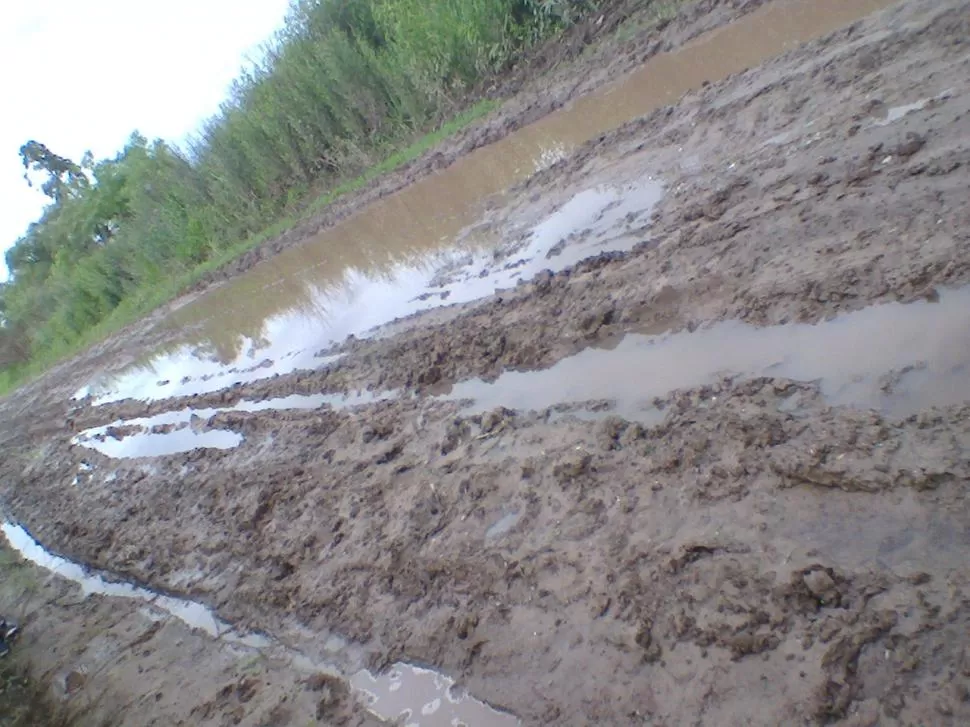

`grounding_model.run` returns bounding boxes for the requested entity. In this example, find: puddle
[2,522,518,724]
[444,287,970,422]
[76,428,243,459]
[870,89,953,126]
[78,0,897,406]
[74,345,342,405]
[79,177,661,405]
[486,511,521,541]
[0,522,239,638]
[416,178,663,300]
[76,287,970,459]
[231,390,396,412]
[73,390,396,459]
[508,179,662,271]
[352,663,519,727]
[879,98,933,125]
